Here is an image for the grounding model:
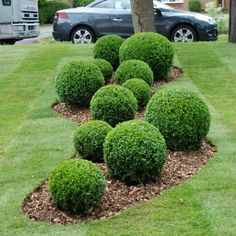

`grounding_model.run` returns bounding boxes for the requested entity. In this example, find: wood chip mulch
[22,141,216,225]
[22,66,217,224]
